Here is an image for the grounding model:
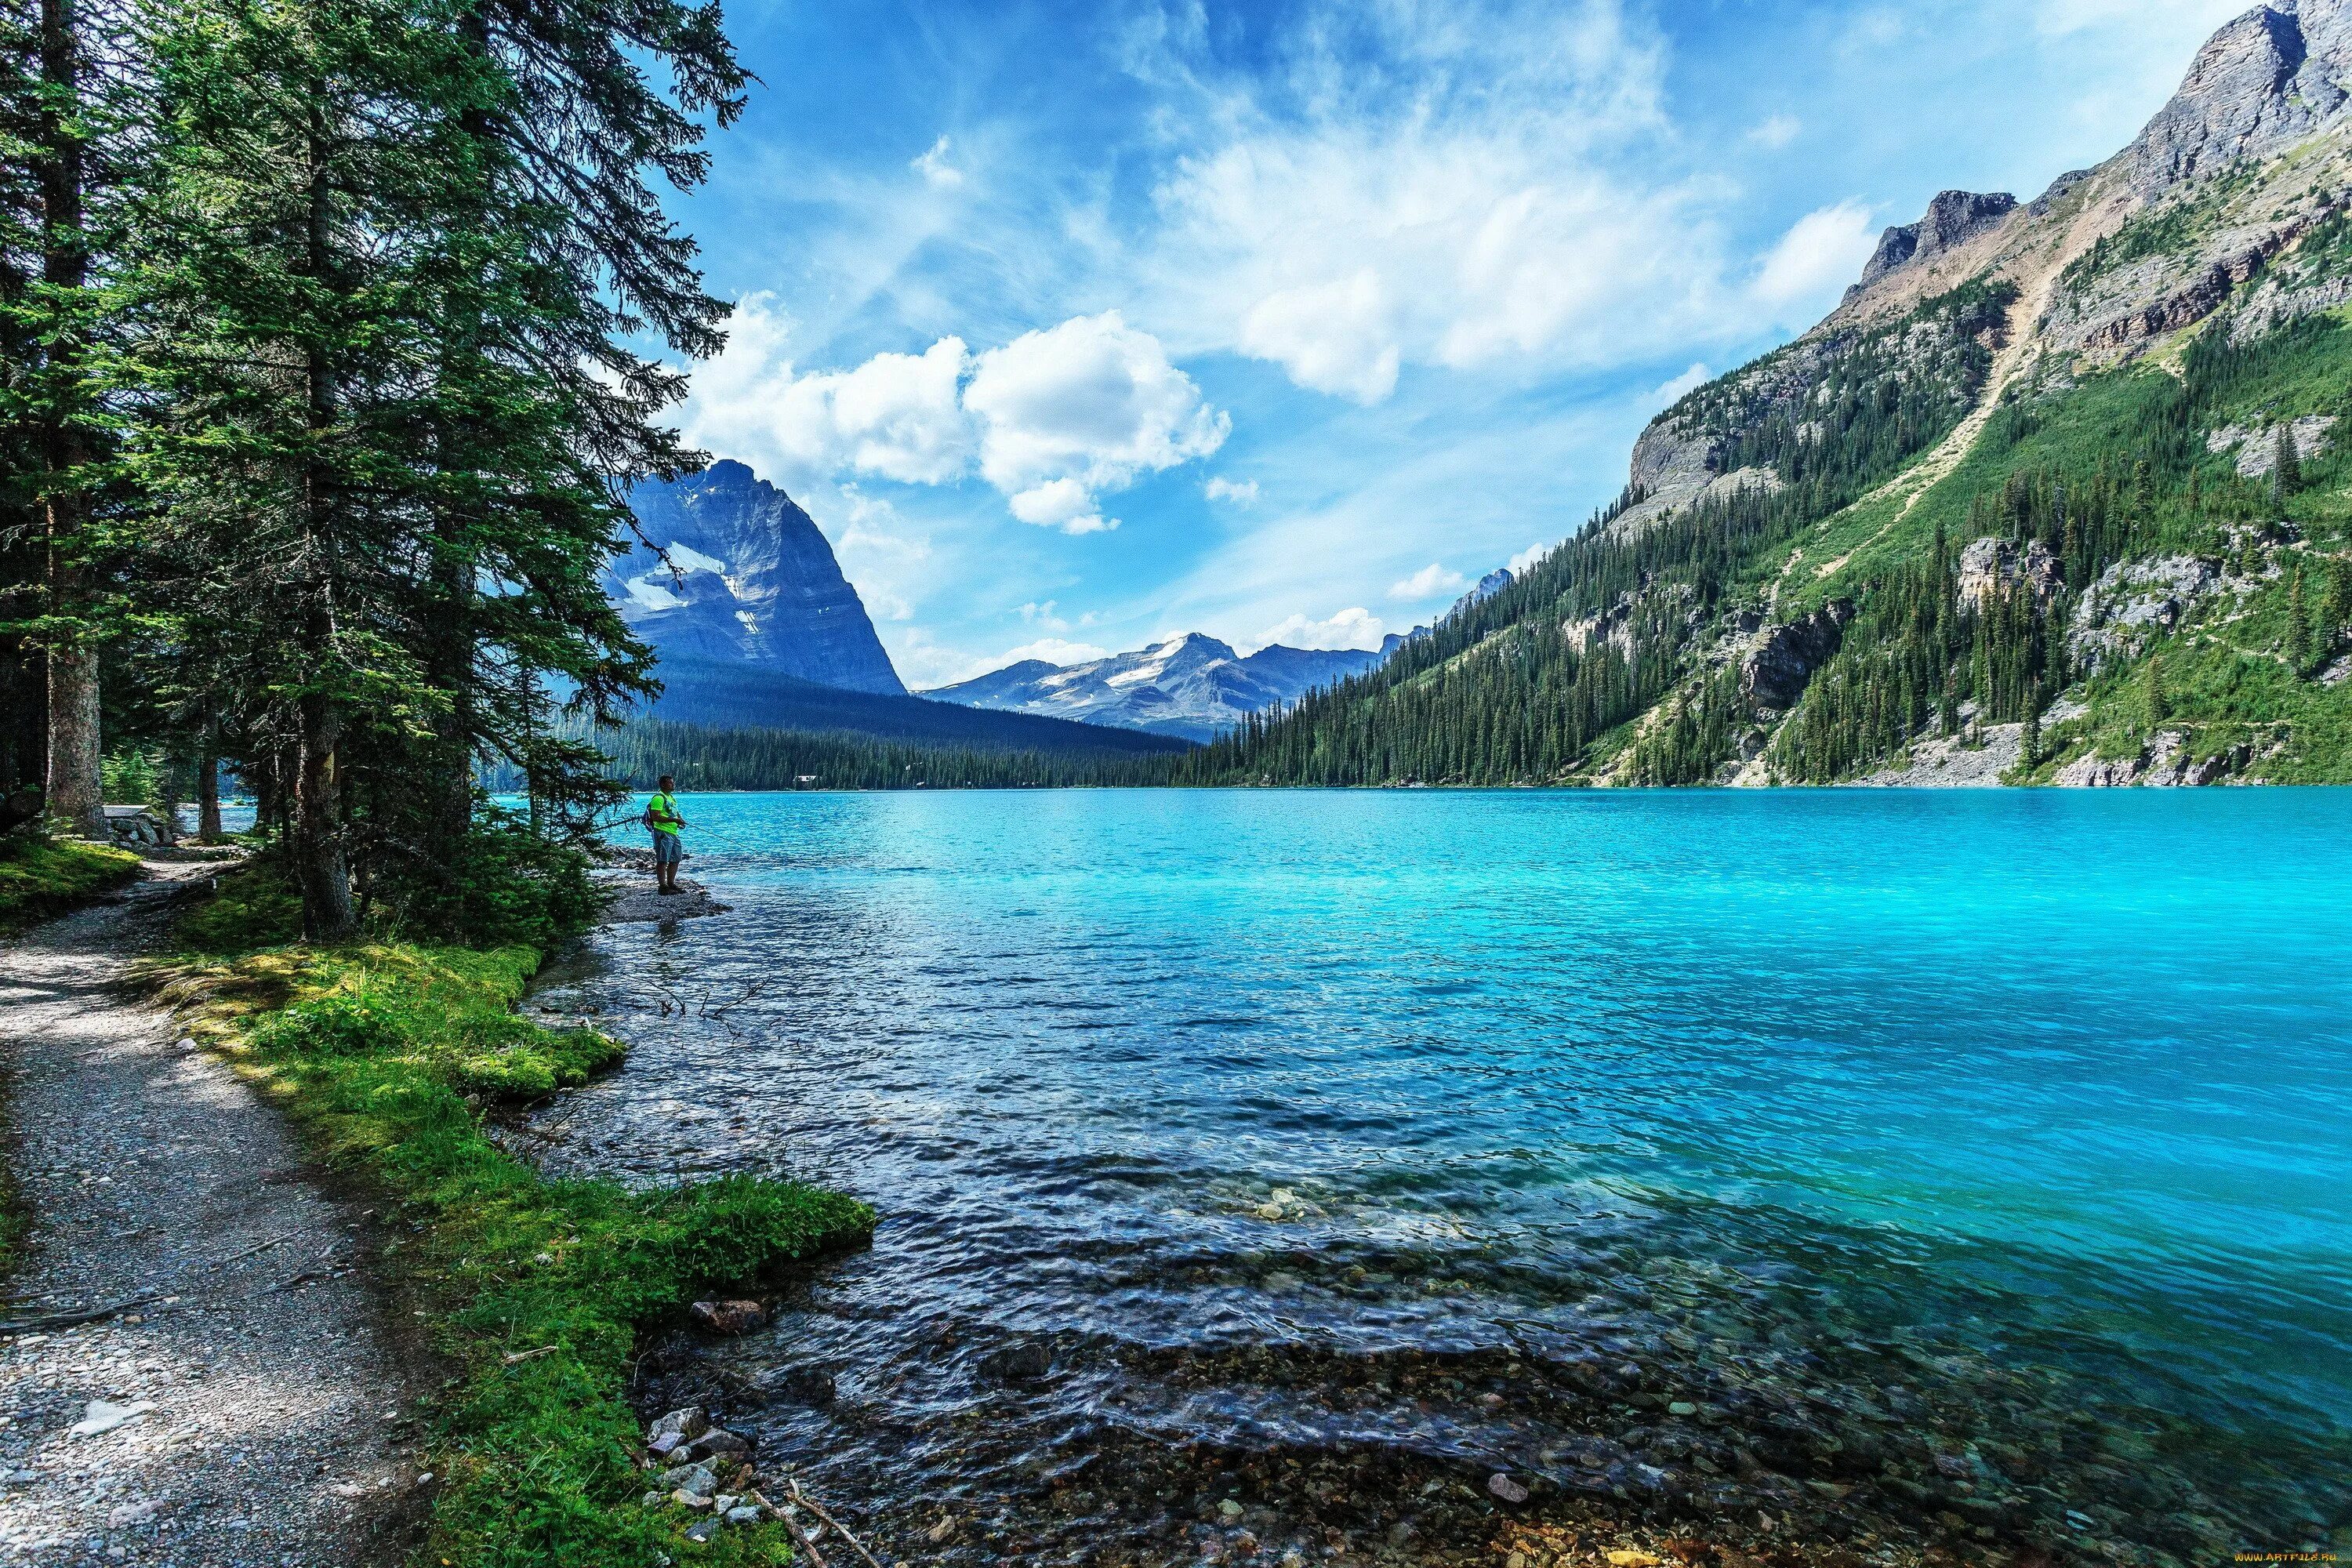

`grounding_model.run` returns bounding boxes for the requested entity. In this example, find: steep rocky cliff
[1200,1,2352,788]
[612,461,907,701]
